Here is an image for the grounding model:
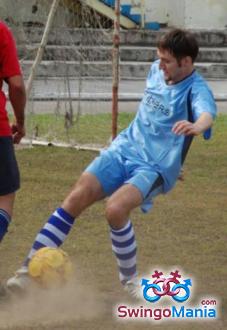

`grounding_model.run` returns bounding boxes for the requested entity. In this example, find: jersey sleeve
[0,22,21,79]
[191,82,217,121]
